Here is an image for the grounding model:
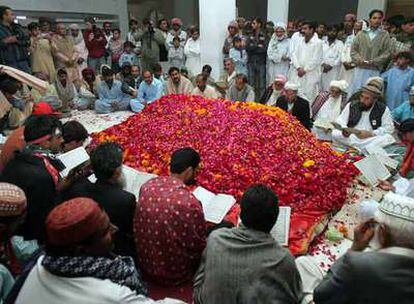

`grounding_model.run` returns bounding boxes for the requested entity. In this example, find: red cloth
[400,143,414,177]
[134,176,206,286]
[46,197,107,246]
[83,29,107,59]
[0,126,25,173]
